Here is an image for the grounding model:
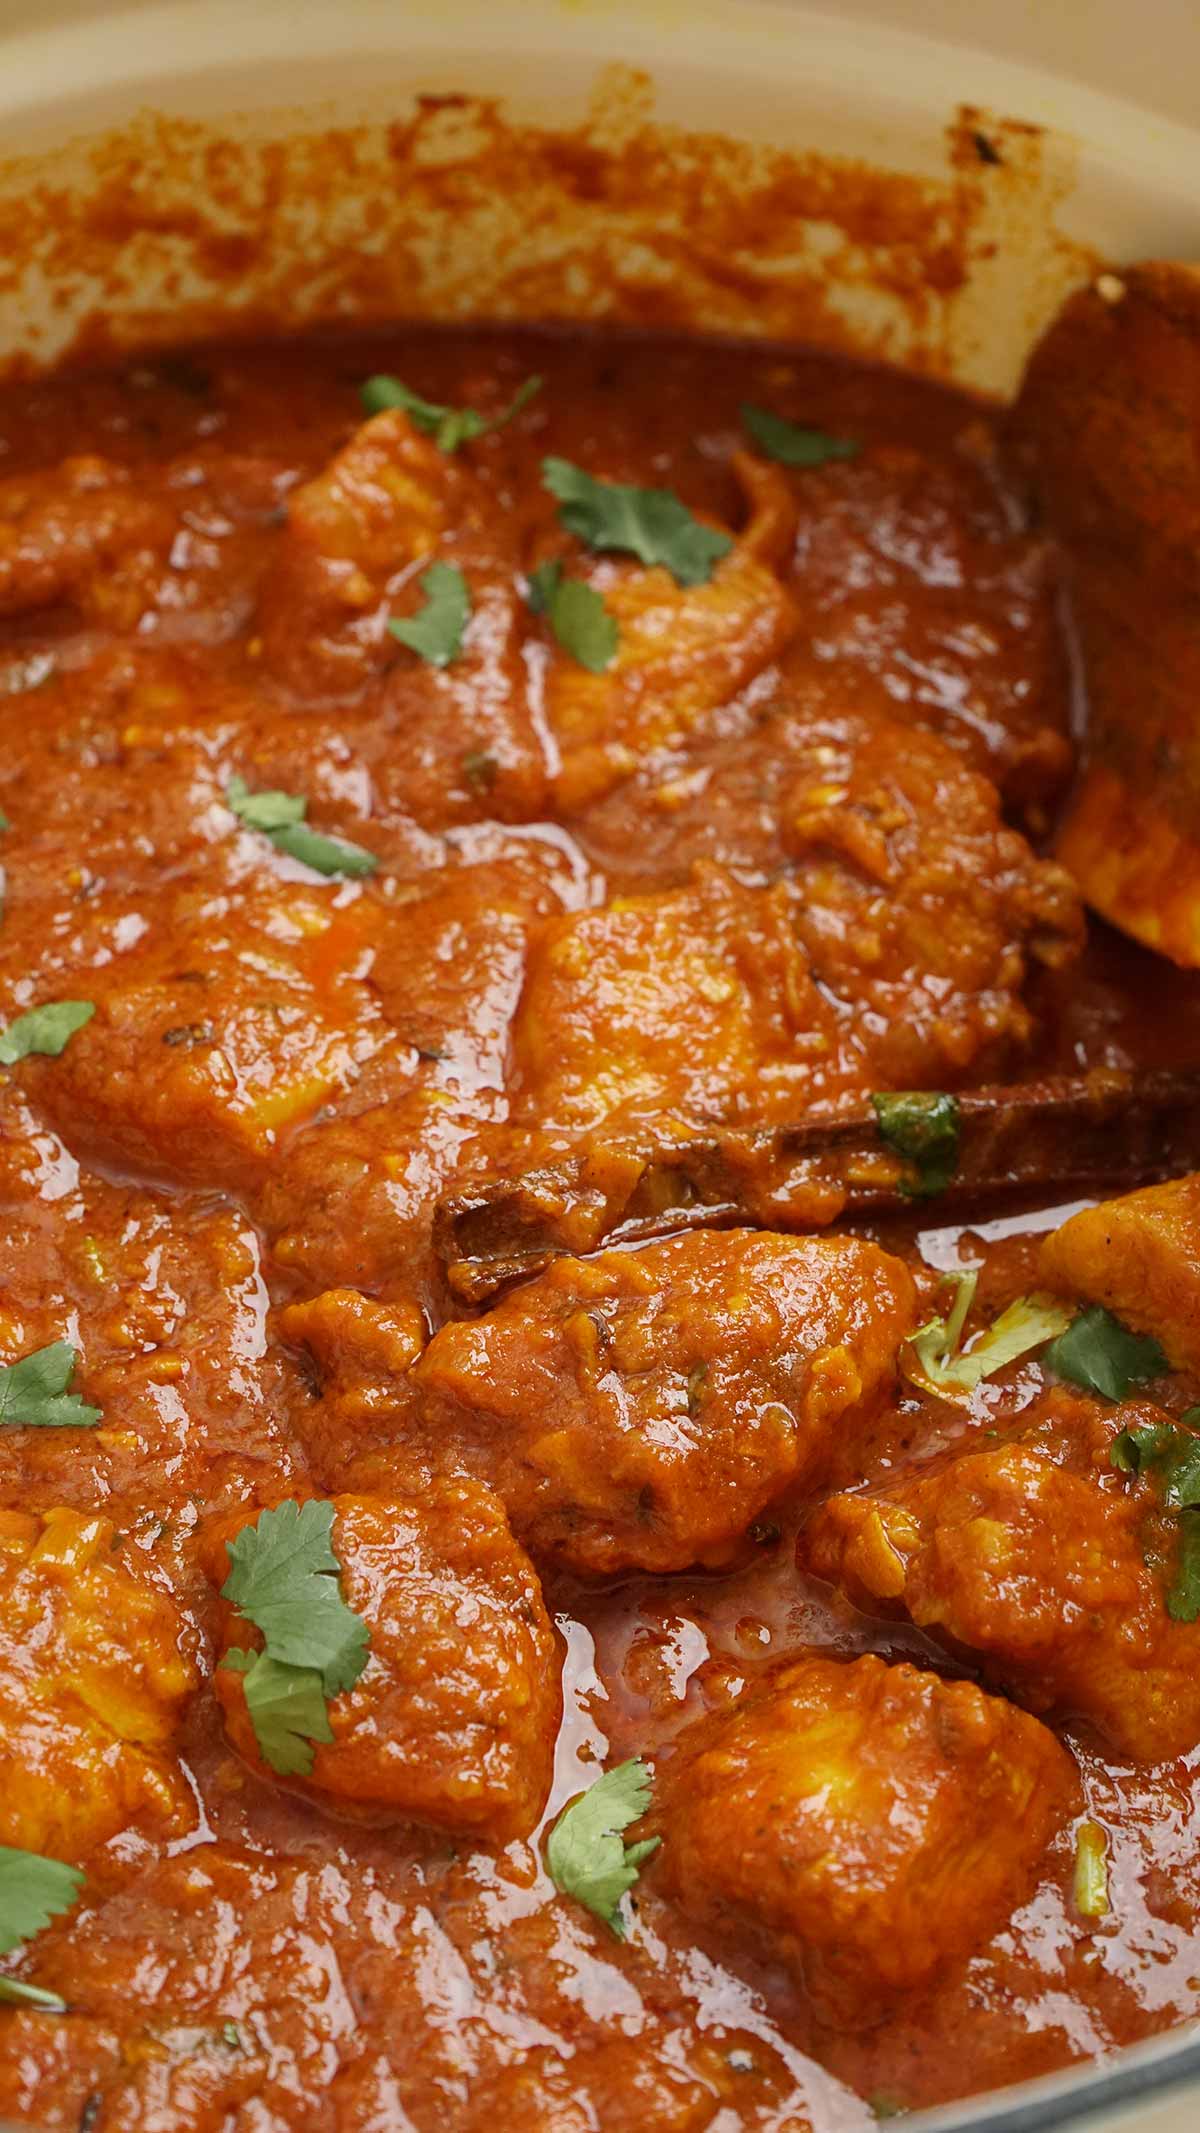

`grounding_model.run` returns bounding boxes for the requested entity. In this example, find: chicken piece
[456,2034,791,2133]
[511,861,855,1133]
[208,1486,560,1843]
[0,1506,197,1859]
[1038,1171,1200,1374]
[805,1389,1200,1762]
[256,406,459,693]
[781,441,1073,806]
[22,1839,804,2133]
[20,1846,375,2129]
[0,455,176,629]
[0,2013,121,2132]
[779,705,1083,1085]
[652,1651,1075,2024]
[31,849,560,1199]
[544,452,799,811]
[29,876,401,1193]
[0,1081,305,1523]
[570,698,1082,1088]
[1010,265,1200,963]
[257,408,547,824]
[257,1092,484,1315]
[255,850,568,1304]
[412,1229,915,1576]
[277,1288,427,1474]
